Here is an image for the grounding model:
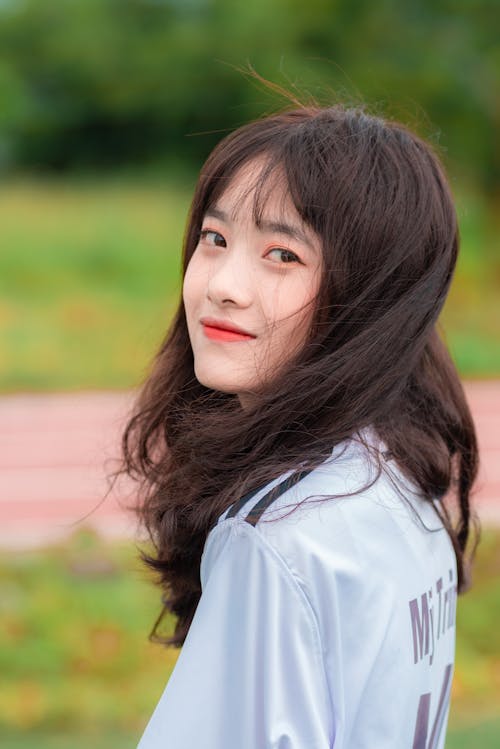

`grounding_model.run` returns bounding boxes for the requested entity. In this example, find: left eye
[199,229,226,247]
[266,248,300,264]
